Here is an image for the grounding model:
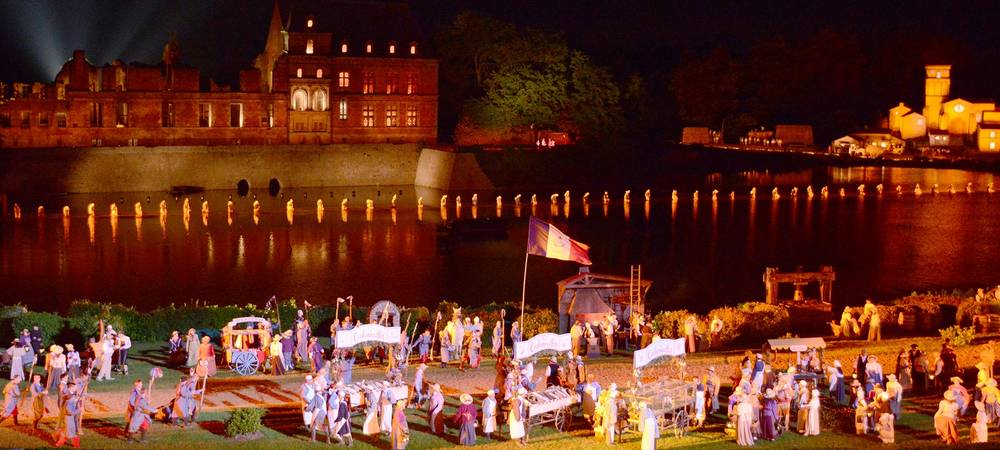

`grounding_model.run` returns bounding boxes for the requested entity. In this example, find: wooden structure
[523,386,578,438]
[556,267,652,333]
[763,266,835,305]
